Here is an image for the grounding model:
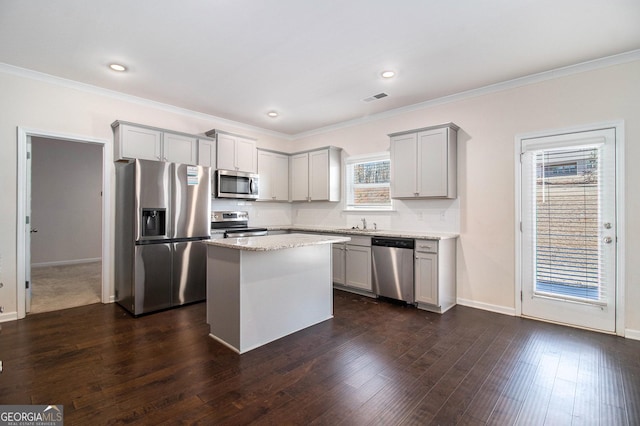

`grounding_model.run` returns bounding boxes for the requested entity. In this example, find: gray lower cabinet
[332,243,346,285]
[414,238,456,313]
[332,236,372,294]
